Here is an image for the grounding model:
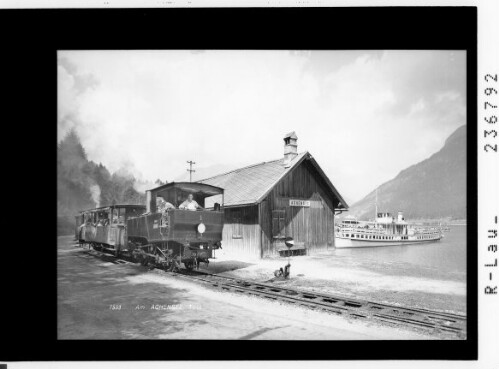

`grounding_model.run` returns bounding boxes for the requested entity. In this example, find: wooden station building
[199,132,348,258]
